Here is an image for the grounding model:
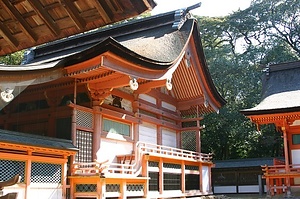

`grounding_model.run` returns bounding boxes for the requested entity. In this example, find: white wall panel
[213,186,237,194]
[291,149,300,184]
[162,101,176,112]
[139,122,157,144]
[97,138,133,163]
[238,185,259,193]
[202,166,210,192]
[162,128,176,148]
[139,94,156,104]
